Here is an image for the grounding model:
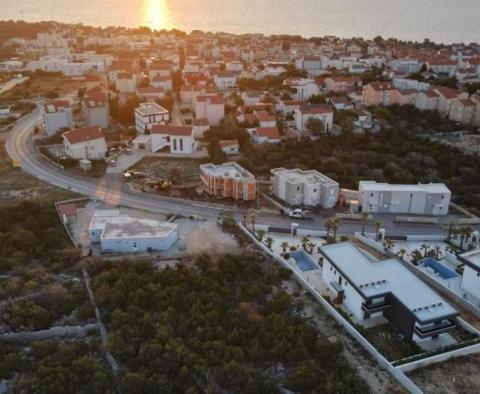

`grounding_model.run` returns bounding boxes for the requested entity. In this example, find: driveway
[106,150,146,174]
